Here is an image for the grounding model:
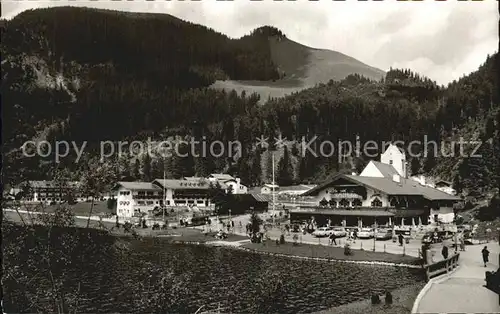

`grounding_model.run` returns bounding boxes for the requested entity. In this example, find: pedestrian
[441,244,449,260]
[482,246,490,267]
[329,232,337,246]
[460,237,466,251]
[353,229,358,241]
[398,233,404,246]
